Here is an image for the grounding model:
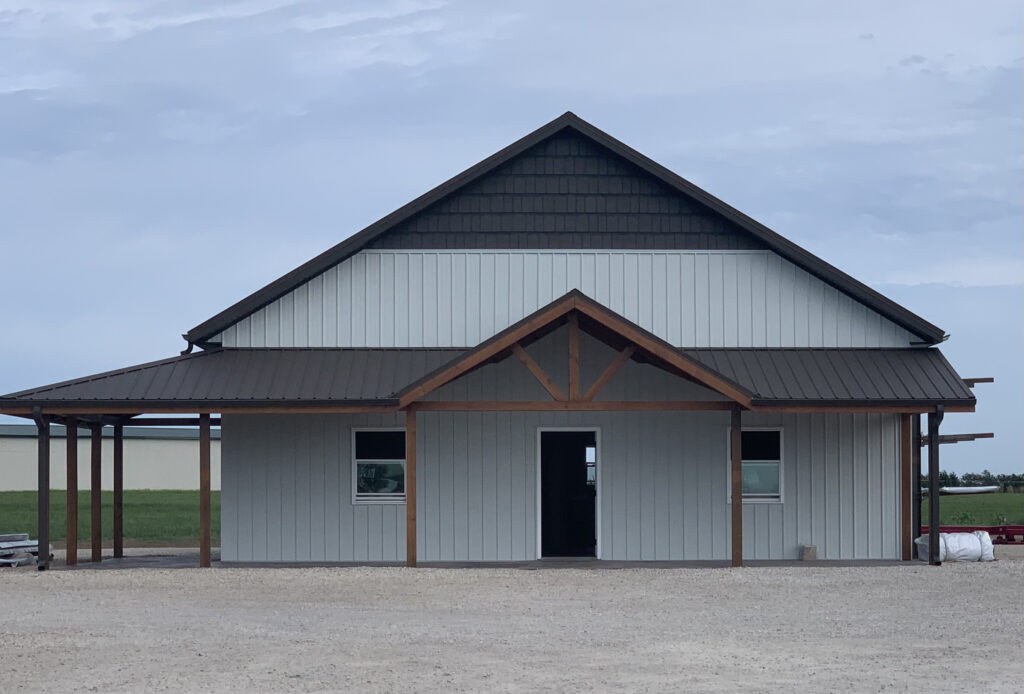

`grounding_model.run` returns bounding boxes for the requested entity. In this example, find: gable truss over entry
[398,289,753,409]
